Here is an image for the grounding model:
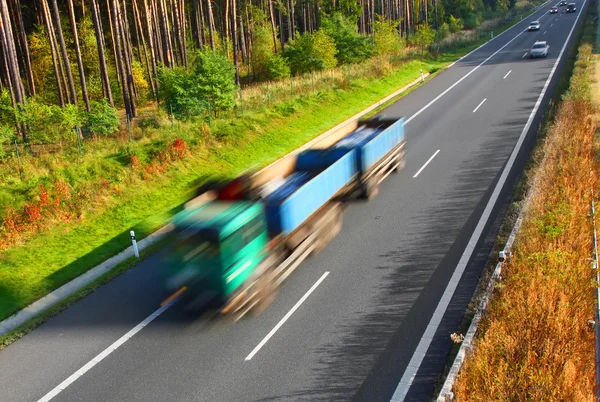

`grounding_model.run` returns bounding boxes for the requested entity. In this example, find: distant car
[528,20,541,31]
[550,6,558,12]
[530,41,549,58]
[559,0,567,5]
[566,3,576,11]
